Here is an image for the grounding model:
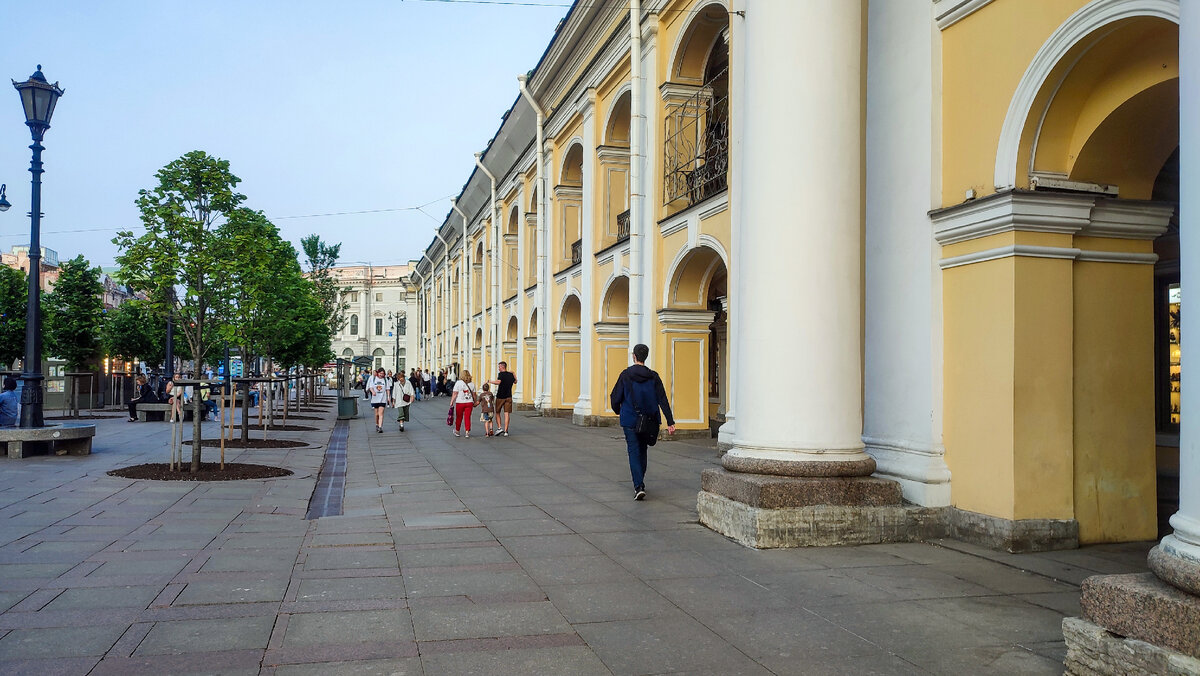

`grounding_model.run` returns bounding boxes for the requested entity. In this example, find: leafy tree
[102,299,172,369]
[114,151,244,471]
[0,266,27,369]
[300,234,349,339]
[44,255,106,372]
